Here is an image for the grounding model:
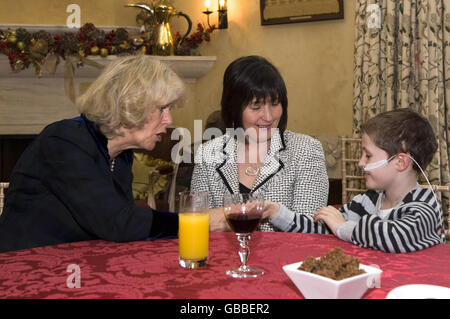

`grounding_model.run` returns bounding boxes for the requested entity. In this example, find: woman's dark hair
[221,56,288,133]
[361,108,438,172]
